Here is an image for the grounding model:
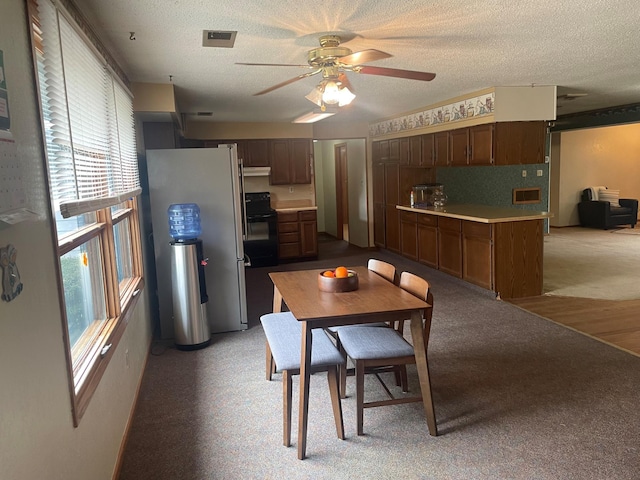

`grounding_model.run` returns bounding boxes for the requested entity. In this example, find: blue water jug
[168,203,201,241]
